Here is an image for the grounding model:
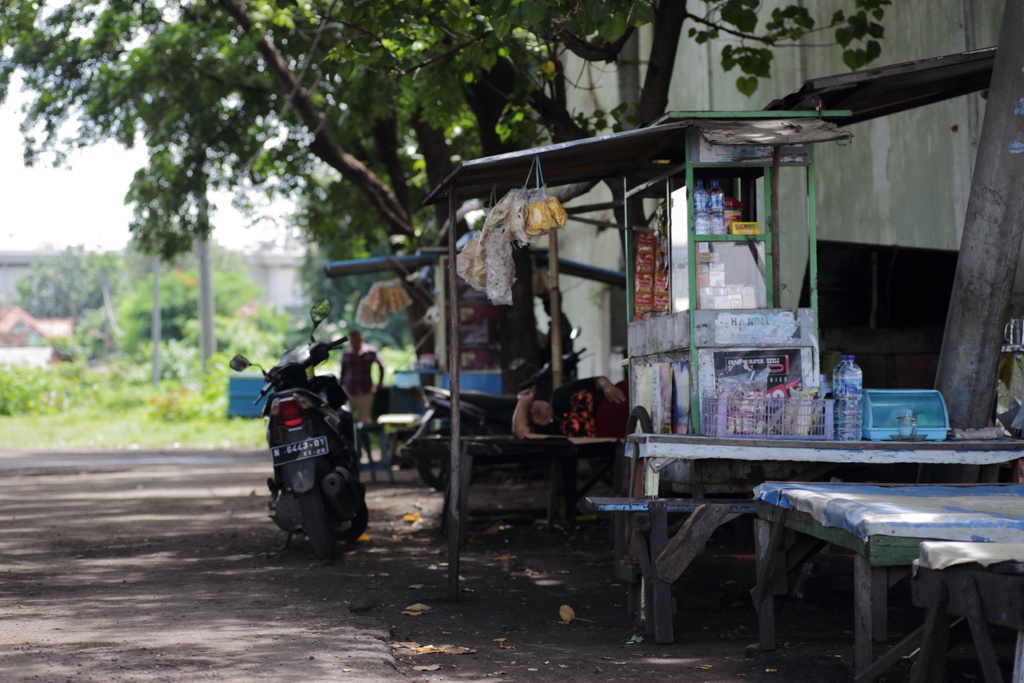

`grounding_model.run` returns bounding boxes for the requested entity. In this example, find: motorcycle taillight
[272,397,304,427]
